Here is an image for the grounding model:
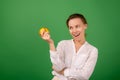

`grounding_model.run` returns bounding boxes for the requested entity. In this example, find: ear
[84,24,87,29]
